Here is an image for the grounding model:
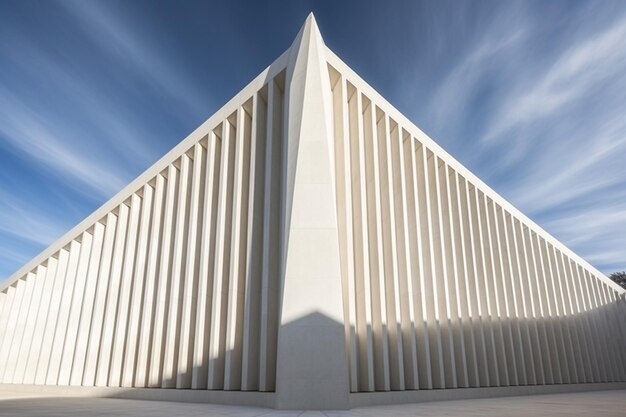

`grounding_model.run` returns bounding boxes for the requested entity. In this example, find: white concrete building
[0,14,625,410]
